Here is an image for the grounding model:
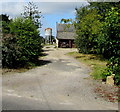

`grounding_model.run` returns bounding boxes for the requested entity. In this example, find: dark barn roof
[57,24,74,32]
[57,32,75,40]
[56,23,75,40]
